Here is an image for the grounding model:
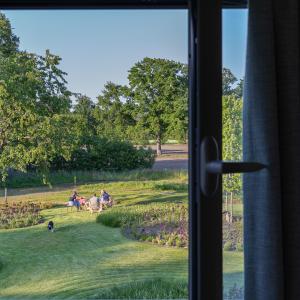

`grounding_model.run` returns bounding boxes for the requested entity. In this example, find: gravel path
[150,144,188,170]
